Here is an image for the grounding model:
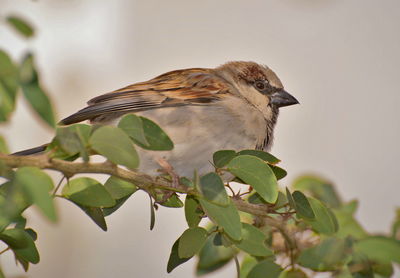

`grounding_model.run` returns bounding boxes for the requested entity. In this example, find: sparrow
[15,61,299,177]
